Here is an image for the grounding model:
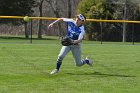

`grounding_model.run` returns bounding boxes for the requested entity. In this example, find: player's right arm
[48,18,63,29]
[48,18,74,28]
